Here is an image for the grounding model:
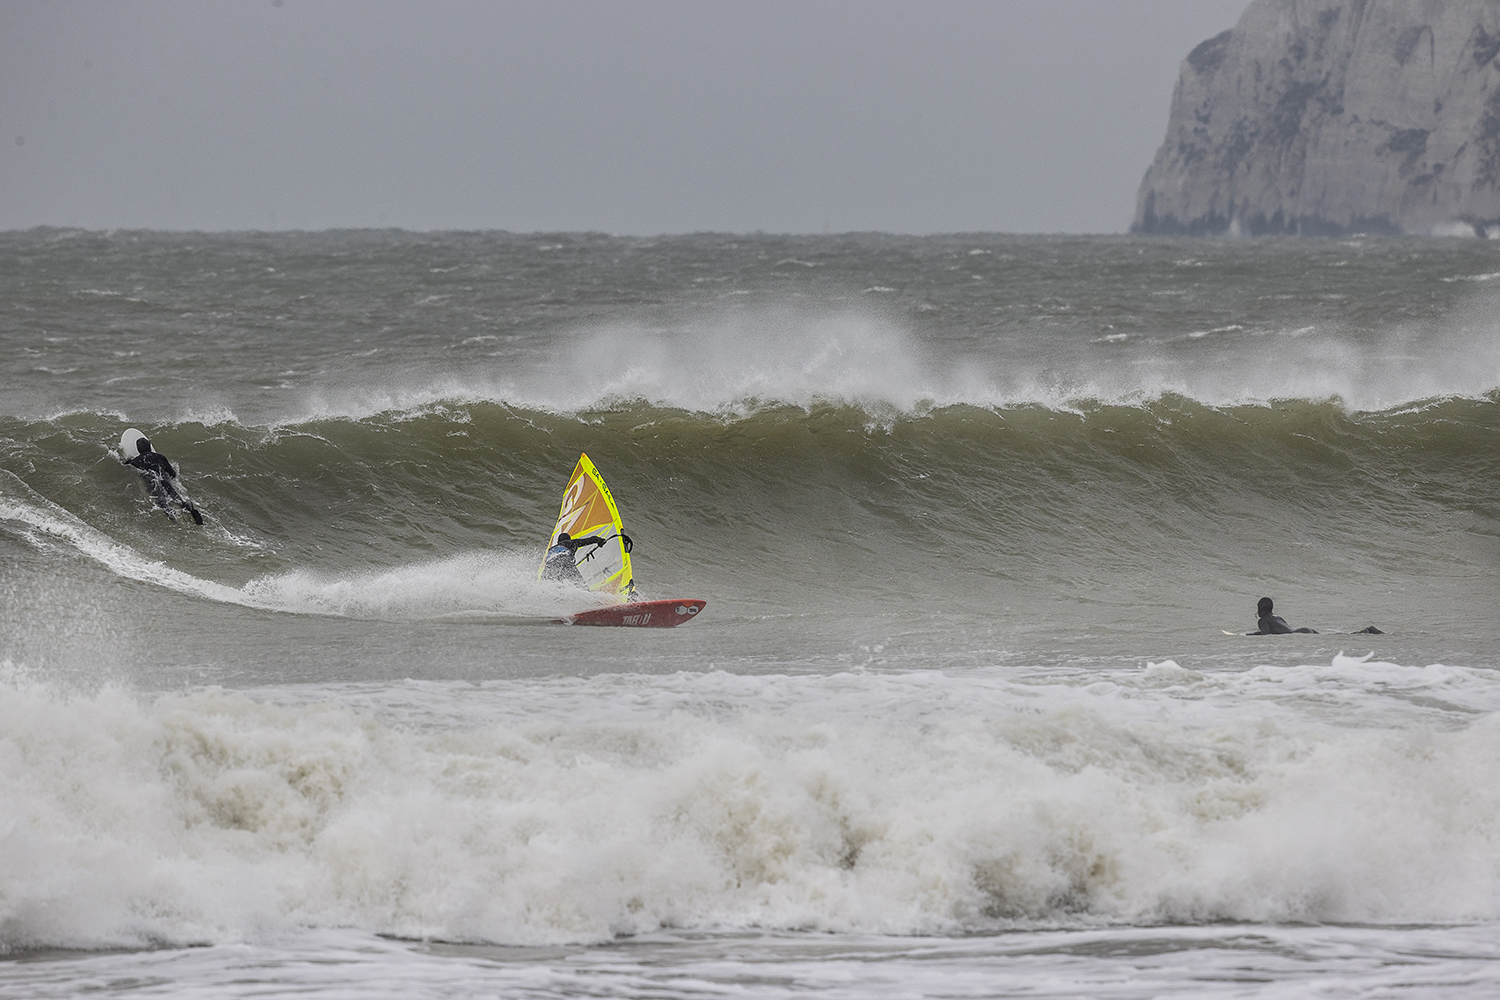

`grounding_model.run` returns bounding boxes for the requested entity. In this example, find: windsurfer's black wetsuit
[542,532,606,586]
[1250,597,1317,634]
[126,438,203,524]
